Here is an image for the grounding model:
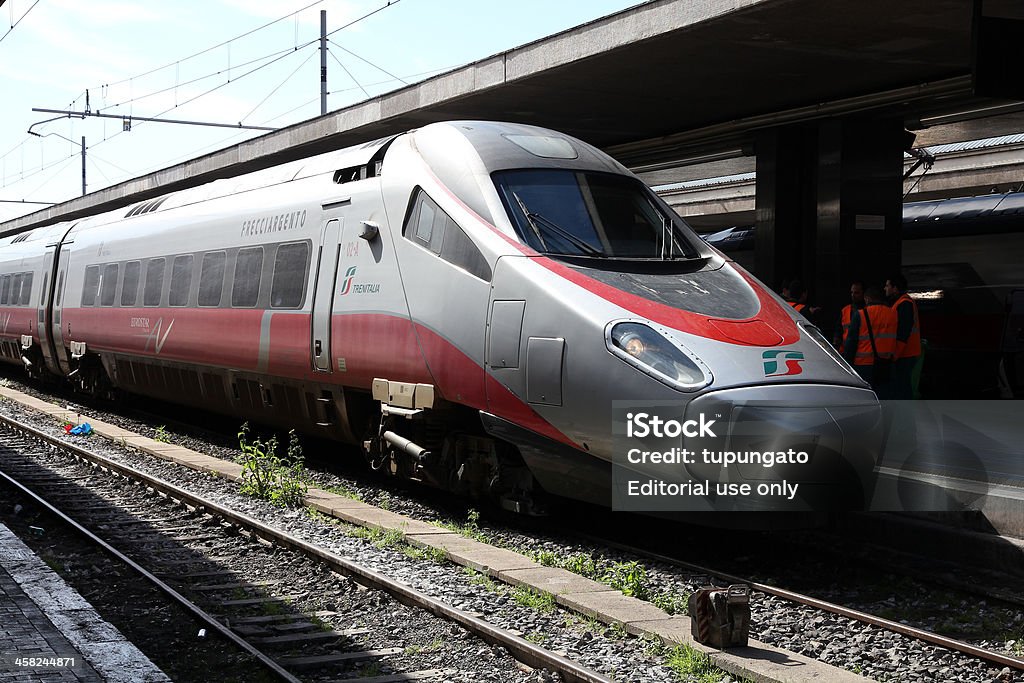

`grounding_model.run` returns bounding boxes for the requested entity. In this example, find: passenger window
[82,266,100,307]
[232,247,263,307]
[121,261,141,307]
[198,252,226,307]
[10,273,22,306]
[0,274,10,305]
[21,272,33,306]
[169,255,194,307]
[99,264,118,306]
[270,242,308,309]
[144,258,165,307]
